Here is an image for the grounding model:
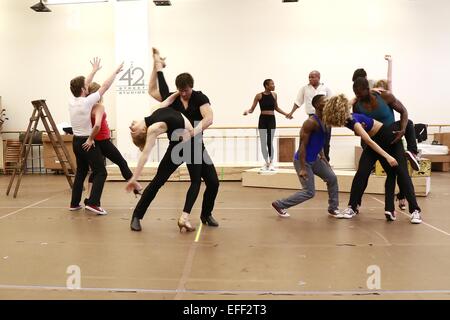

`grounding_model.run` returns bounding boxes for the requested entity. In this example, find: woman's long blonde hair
[322,94,351,127]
